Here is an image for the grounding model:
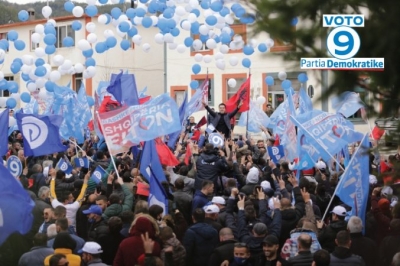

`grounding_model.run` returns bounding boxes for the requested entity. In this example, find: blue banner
[331,91,364,118]
[168,92,188,149]
[91,165,106,184]
[123,93,181,144]
[57,158,73,174]
[6,155,22,178]
[107,72,139,106]
[267,145,285,163]
[74,157,89,168]
[238,101,270,133]
[185,78,208,118]
[0,109,8,156]
[298,87,313,115]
